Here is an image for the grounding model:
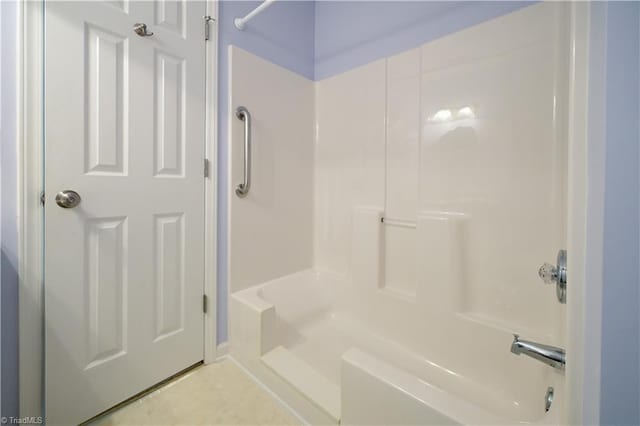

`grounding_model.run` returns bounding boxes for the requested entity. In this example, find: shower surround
[229,3,568,424]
